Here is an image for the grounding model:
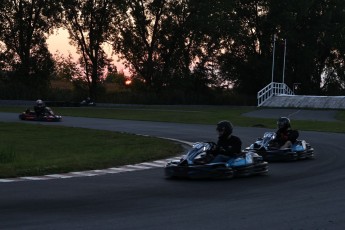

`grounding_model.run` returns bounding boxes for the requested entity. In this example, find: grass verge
[3,105,345,132]
[0,122,182,178]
